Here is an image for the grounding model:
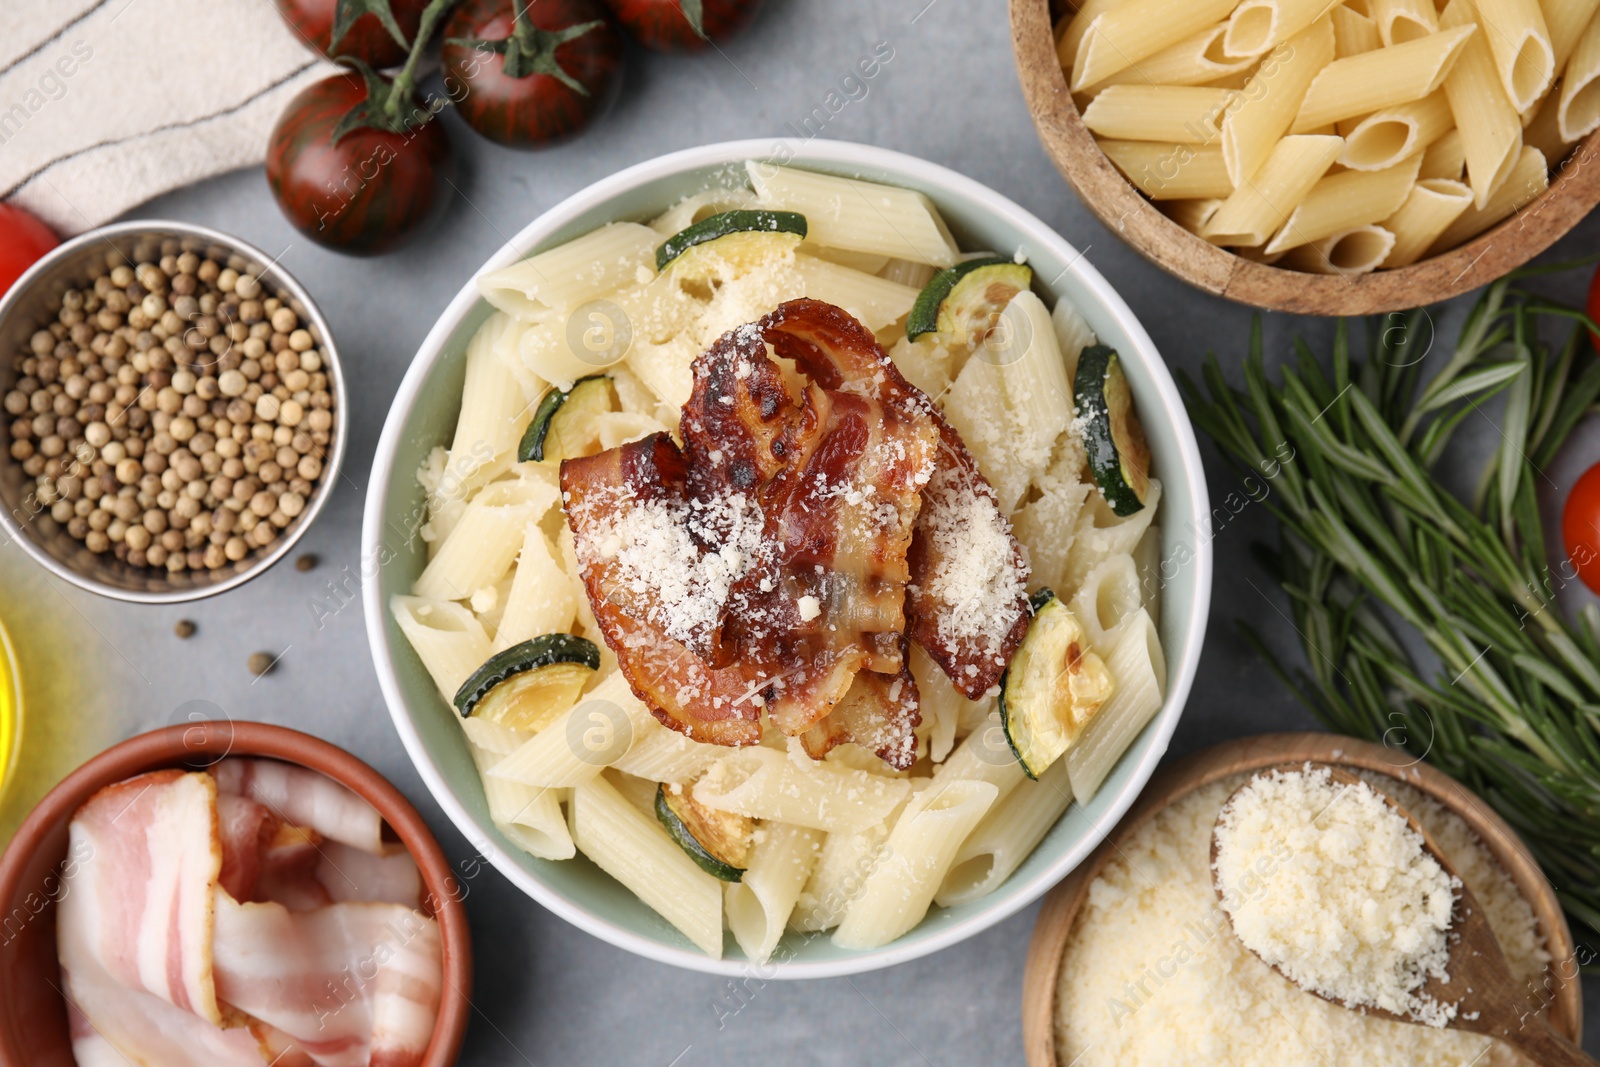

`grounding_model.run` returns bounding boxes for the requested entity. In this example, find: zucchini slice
[1073,344,1151,517]
[453,634,600,733]
[1000,590,1115,780]
[655,782,752,881]
[906,257,1033,344]
[655,209,808,272]
[517,375,616,463]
